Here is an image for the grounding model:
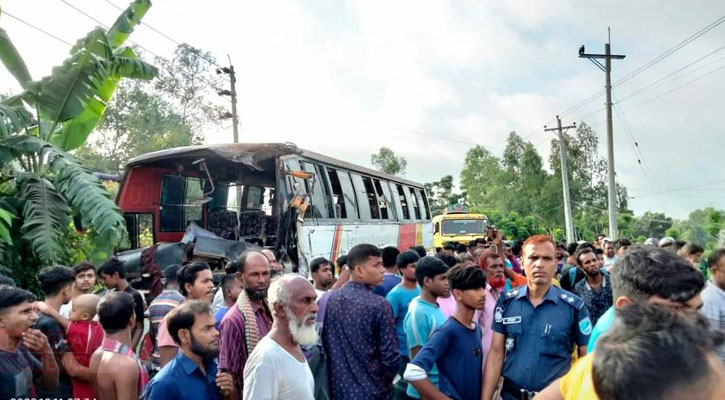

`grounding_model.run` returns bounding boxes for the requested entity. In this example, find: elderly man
[219,251,273,396]
[243,275,318,399]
